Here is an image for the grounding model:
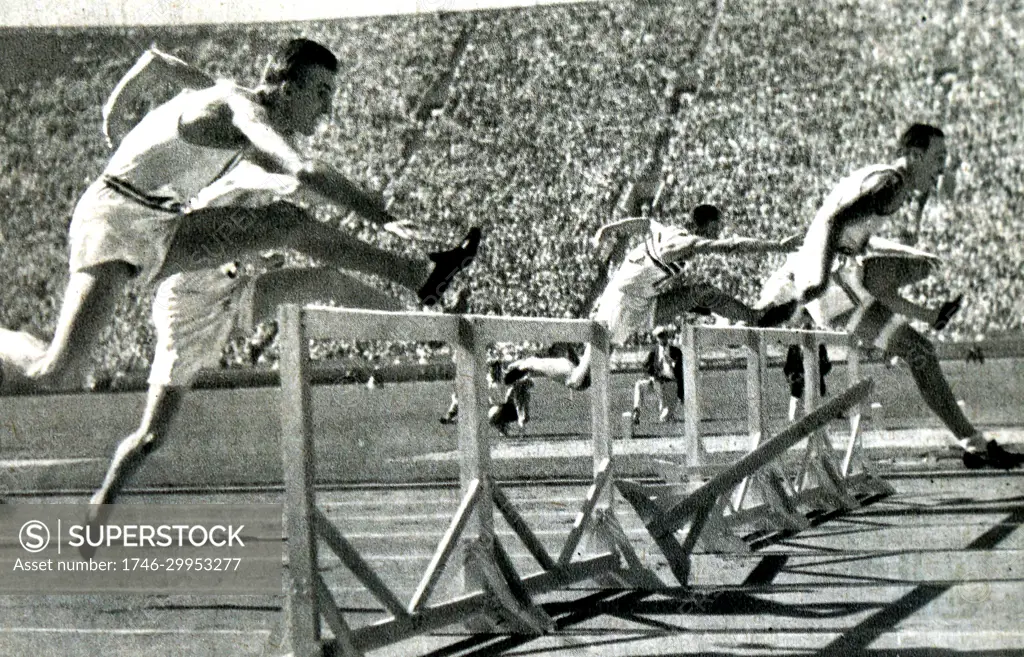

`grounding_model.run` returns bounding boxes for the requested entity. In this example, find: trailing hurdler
[503,204,797,389]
